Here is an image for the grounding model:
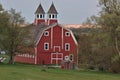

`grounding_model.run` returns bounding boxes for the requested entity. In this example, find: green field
[0,64,120,80]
